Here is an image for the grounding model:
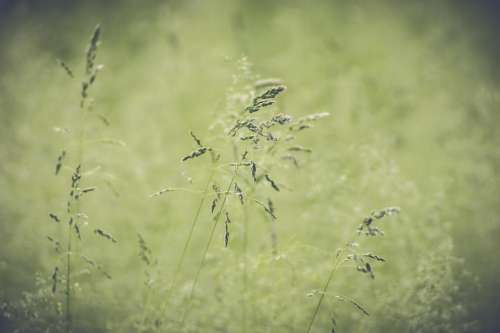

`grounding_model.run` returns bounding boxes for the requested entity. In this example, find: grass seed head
[244,85,286,113]
[181,147,210,162]
[264,174,280,192]
[224,212,231,247]
[234,183,244,205]
[212,183,222,199]
[250,161,257,182]
[74,224,81,240]
[94,228,117,243]
[81,255,96,267]
[85,24,101,75]
[51,267,59,293]
[358,207,400,236]
[49,213,60,223]
[55,150,66,175]
[189,131,203,147]
[211,198,218,214]
[271,113,293,125]
[138,233,152,266]
[56,59,74,78]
